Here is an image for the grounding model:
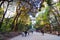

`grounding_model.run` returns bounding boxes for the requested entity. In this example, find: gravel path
[10,32,60,40]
